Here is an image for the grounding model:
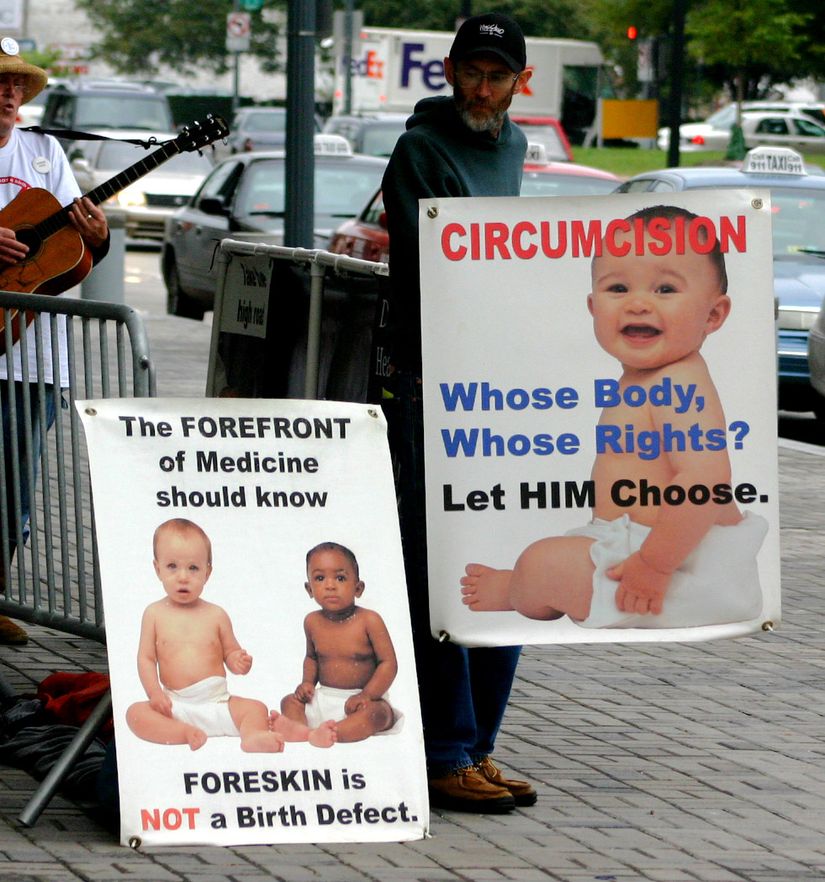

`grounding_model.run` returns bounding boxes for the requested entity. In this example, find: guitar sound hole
[15,227,42,257]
